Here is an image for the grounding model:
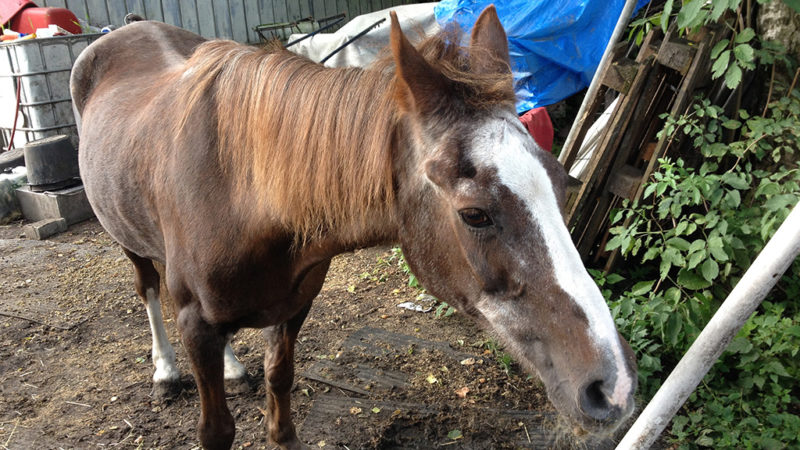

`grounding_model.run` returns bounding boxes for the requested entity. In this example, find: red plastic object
[0,0,36,26]
[10,6,82,35]
[519,107,554,153]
